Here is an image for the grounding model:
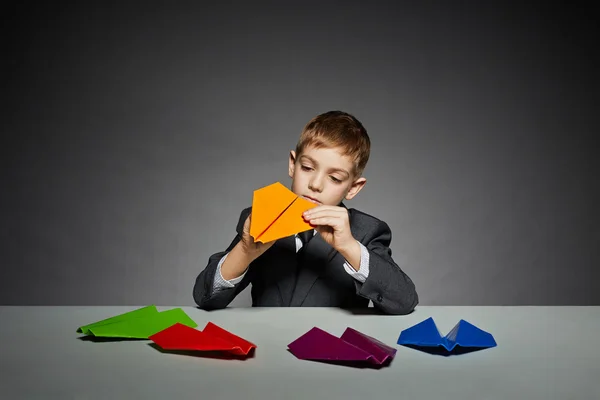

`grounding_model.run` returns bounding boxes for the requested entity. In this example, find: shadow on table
[340,308,386,316]
[195,307,269,314]
[401,344,489,356]
[77,336,146,343]
[340,307,418,316]
[286,350,393,369]
[147,343,256,360]
[195,306,410,316]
